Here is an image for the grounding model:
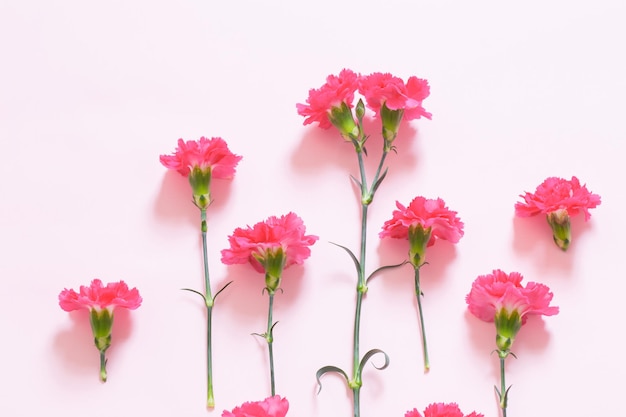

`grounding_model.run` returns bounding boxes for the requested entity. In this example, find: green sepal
[380,103,404,150]
[90,308,113,352]
[494,309,522,352]
[546,210,571,251]
[328,102,360,141]
[189,166,212,209]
